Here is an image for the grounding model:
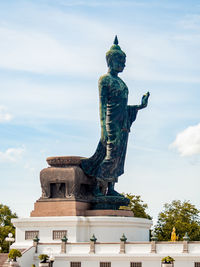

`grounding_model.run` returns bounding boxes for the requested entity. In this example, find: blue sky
[0,0,200,224]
